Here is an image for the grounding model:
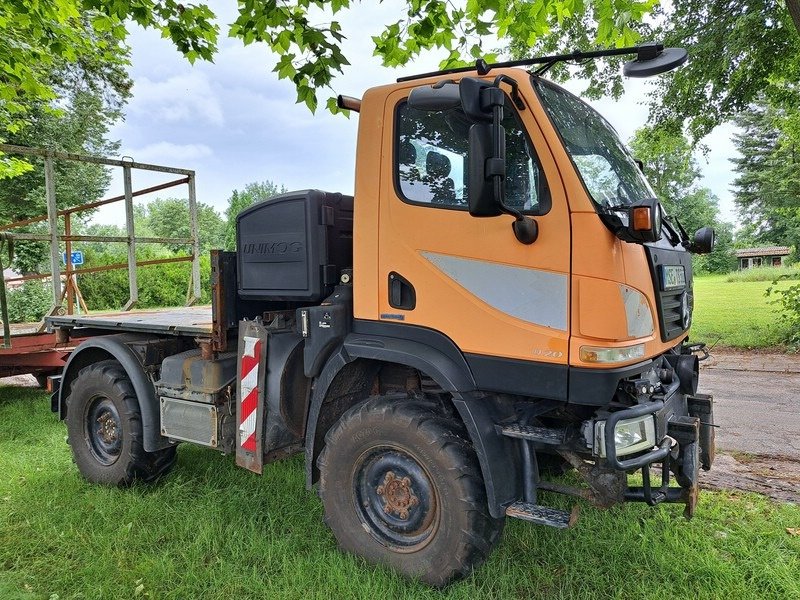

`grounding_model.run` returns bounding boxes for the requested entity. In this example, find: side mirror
[623,44,688,78]
[468,123,504,216]
[690,227,715,254]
